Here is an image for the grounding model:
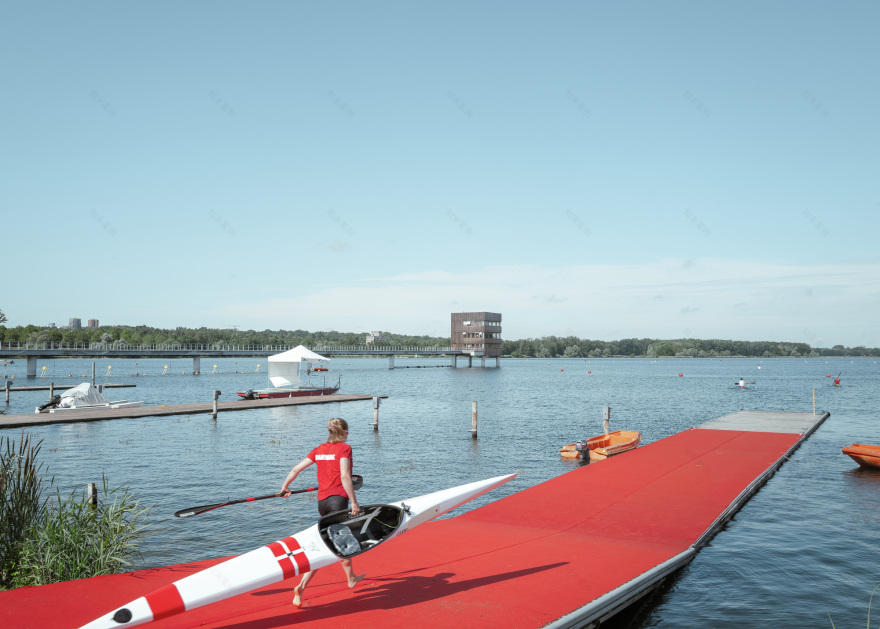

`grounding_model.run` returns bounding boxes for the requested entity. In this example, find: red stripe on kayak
[146,583,186,621]
[281,537,311,574]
